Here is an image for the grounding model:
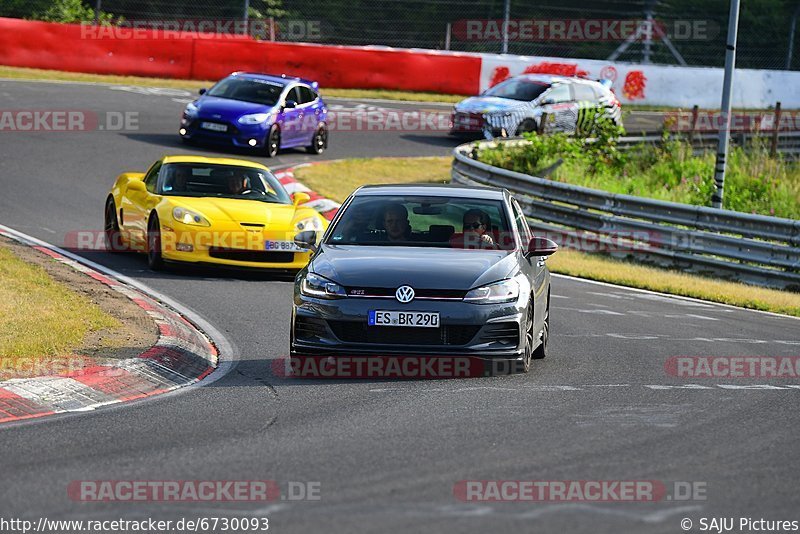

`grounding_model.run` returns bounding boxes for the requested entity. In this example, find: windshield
[327,195,515,249]
[484,79,550,101]
[159,163,292,204]
[206,77,285,106]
